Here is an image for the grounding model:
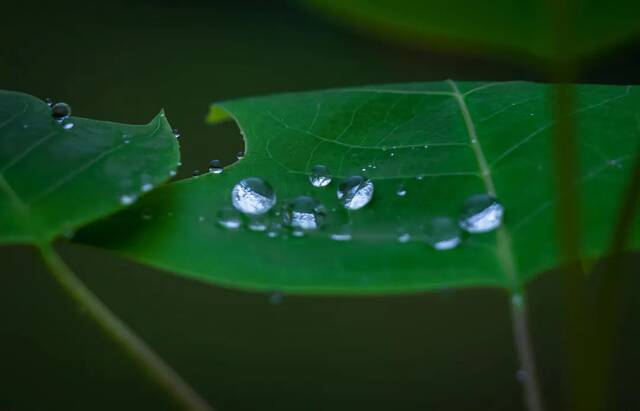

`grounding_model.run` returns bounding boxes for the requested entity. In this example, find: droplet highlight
[424,217,462,250]
[217,207,242,229]
[309,165,332,187]
[337,176,374,210]
[231,177,276,215]
[459,194,504,233]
